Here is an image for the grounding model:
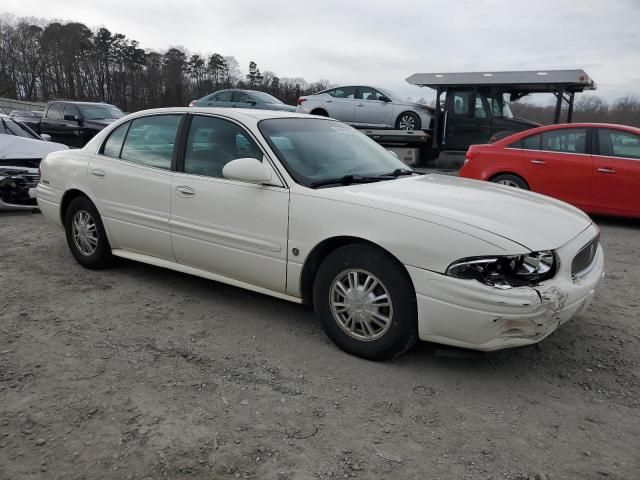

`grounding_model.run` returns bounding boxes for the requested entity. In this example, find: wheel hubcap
[329,269,393,341]
[496,179,521,188]
[399,115,415,131]
[72,210,98,256]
